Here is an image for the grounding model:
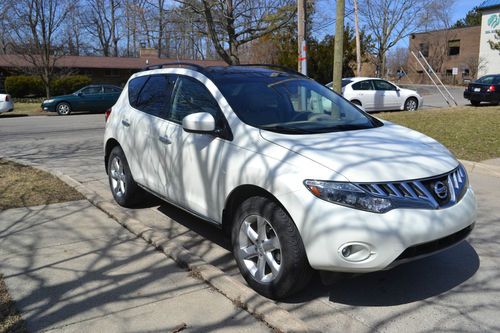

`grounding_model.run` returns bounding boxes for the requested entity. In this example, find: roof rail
[233,64,308,77]
[142,62,207,72]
